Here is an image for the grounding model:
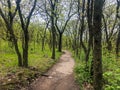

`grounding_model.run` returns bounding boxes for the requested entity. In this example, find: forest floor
[21,51,80,90]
